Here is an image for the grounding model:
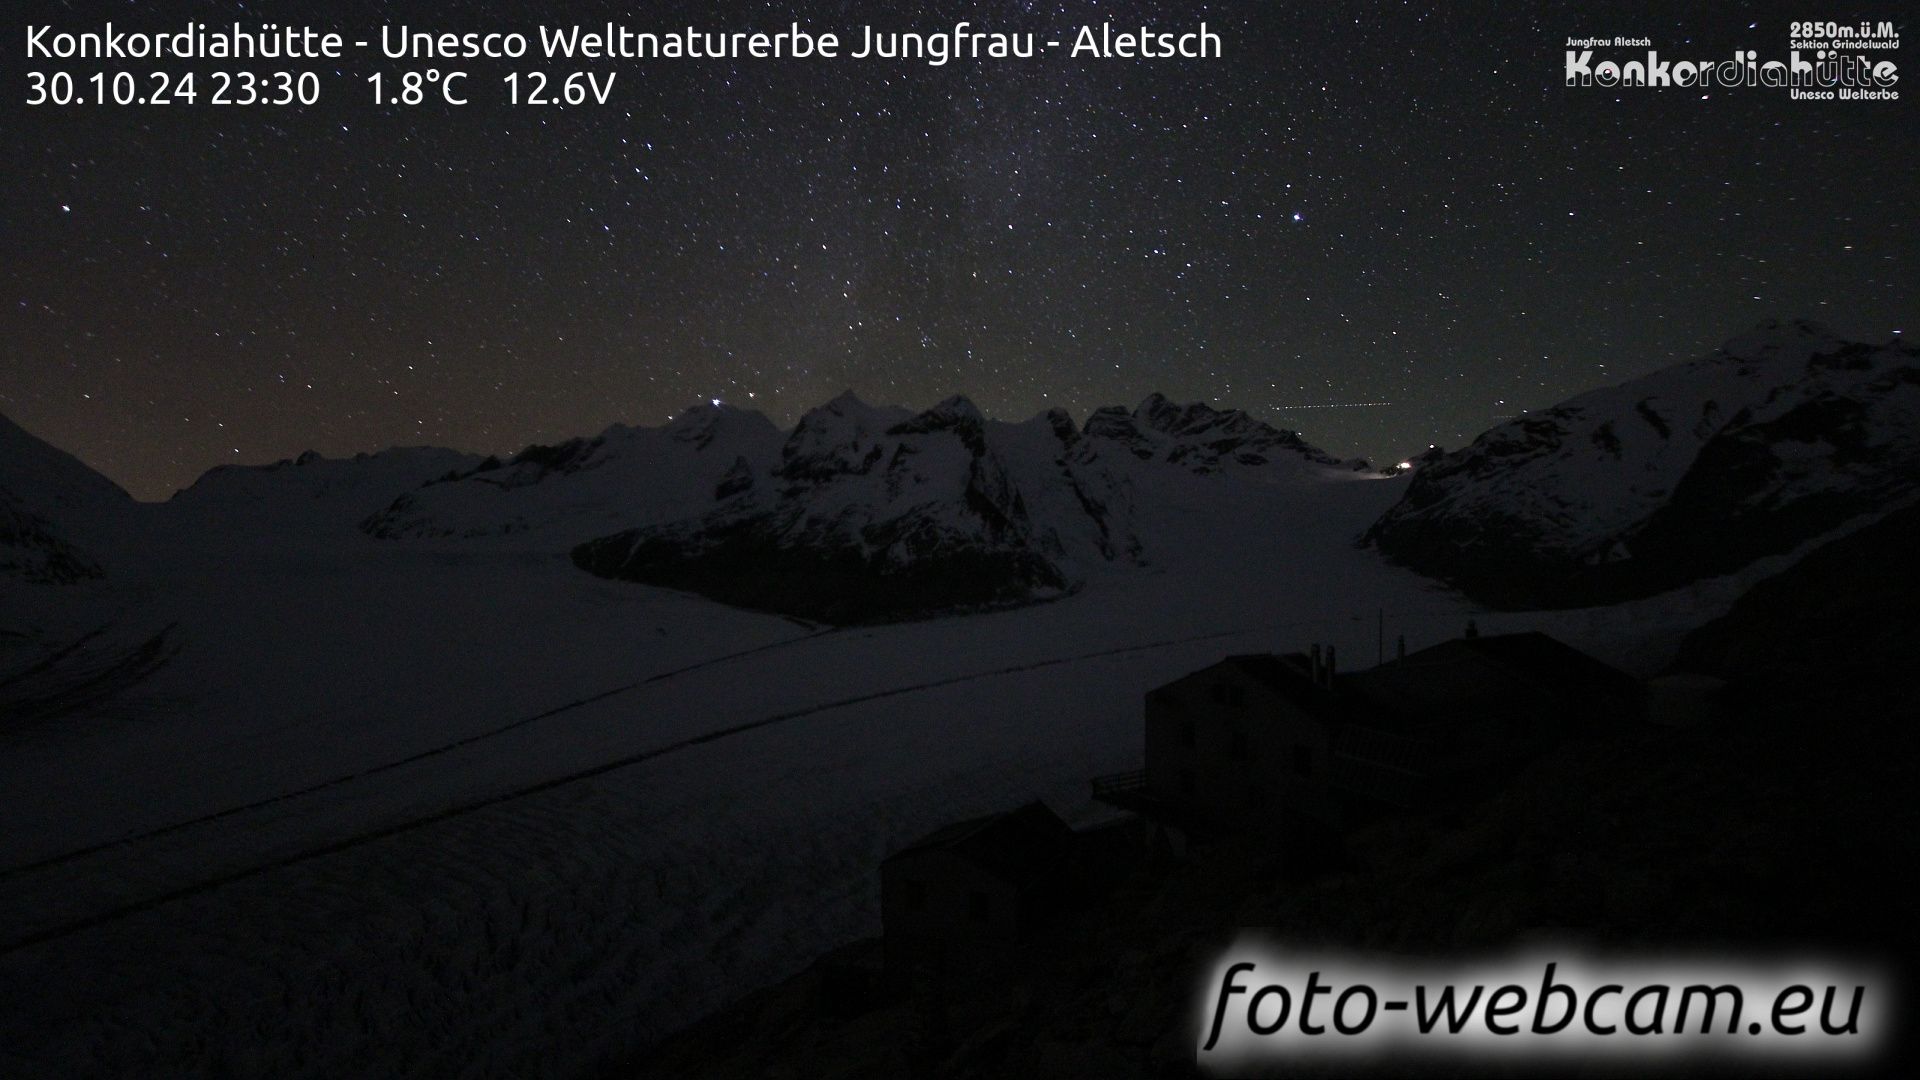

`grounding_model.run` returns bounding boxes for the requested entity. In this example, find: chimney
[1396,634,1406,661]
[1309,643,1322,683]
[1323,645,1337,686]
[1464,619,1480,640]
